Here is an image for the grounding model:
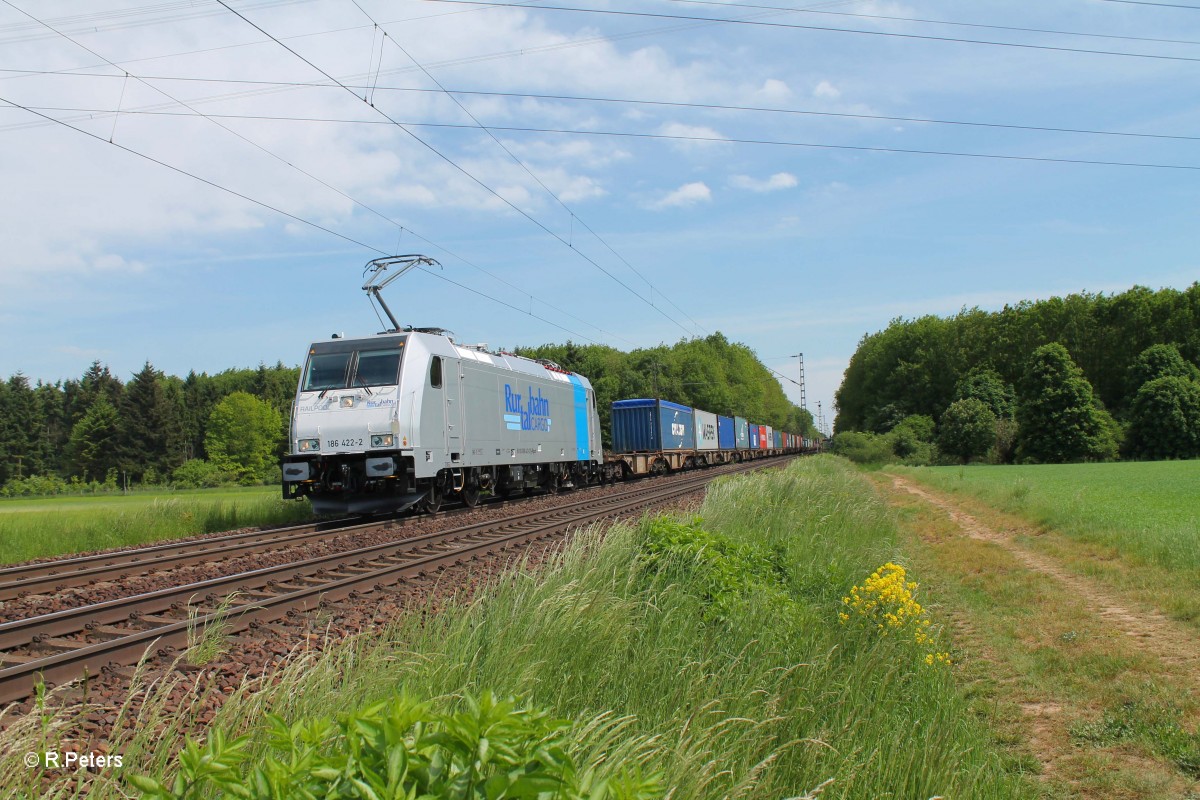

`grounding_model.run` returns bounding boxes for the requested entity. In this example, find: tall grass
[895,461,1200,573]
[0,490,312,565]
[4,457,1033,798]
